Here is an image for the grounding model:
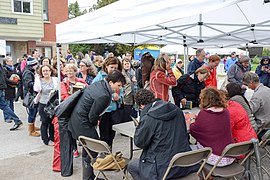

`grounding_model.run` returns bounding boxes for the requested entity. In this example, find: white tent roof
[204,48,247,55]
[56,0,270,48]
[160,45,196,55]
